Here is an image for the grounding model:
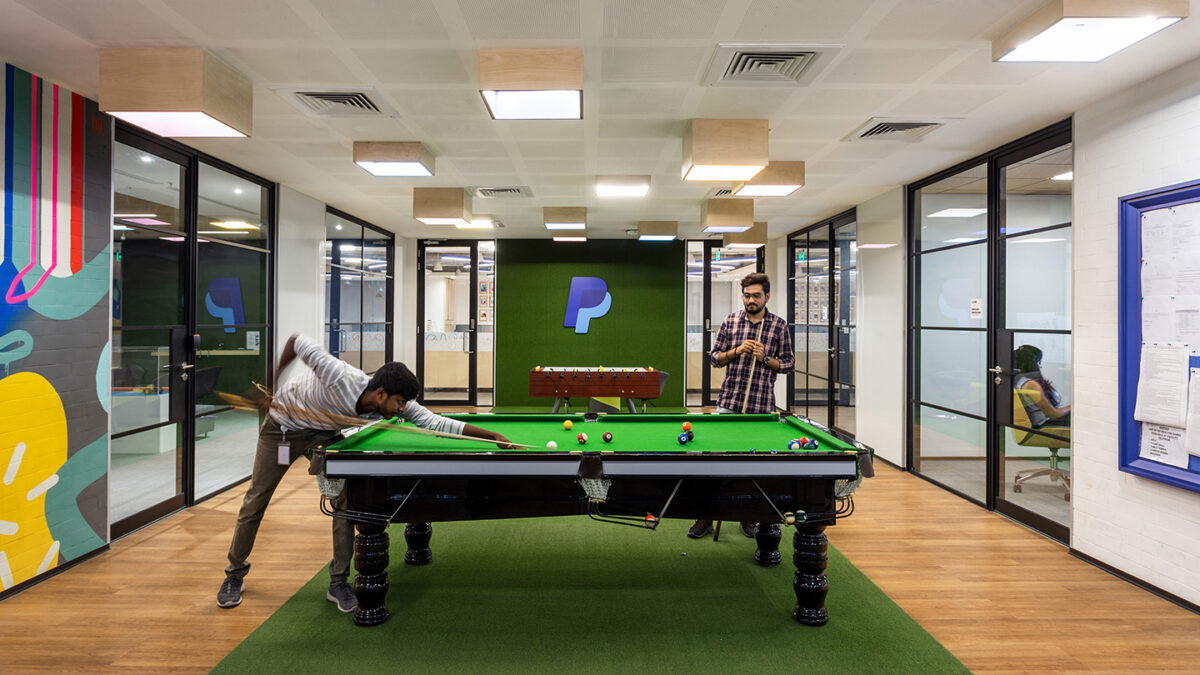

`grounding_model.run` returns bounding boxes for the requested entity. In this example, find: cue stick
[218,390,535,448]
[739,319,767,413]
